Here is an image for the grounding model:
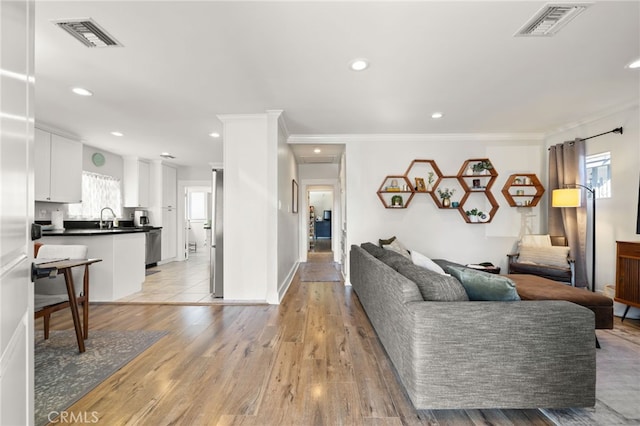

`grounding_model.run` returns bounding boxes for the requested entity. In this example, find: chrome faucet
[100,207,116,229]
